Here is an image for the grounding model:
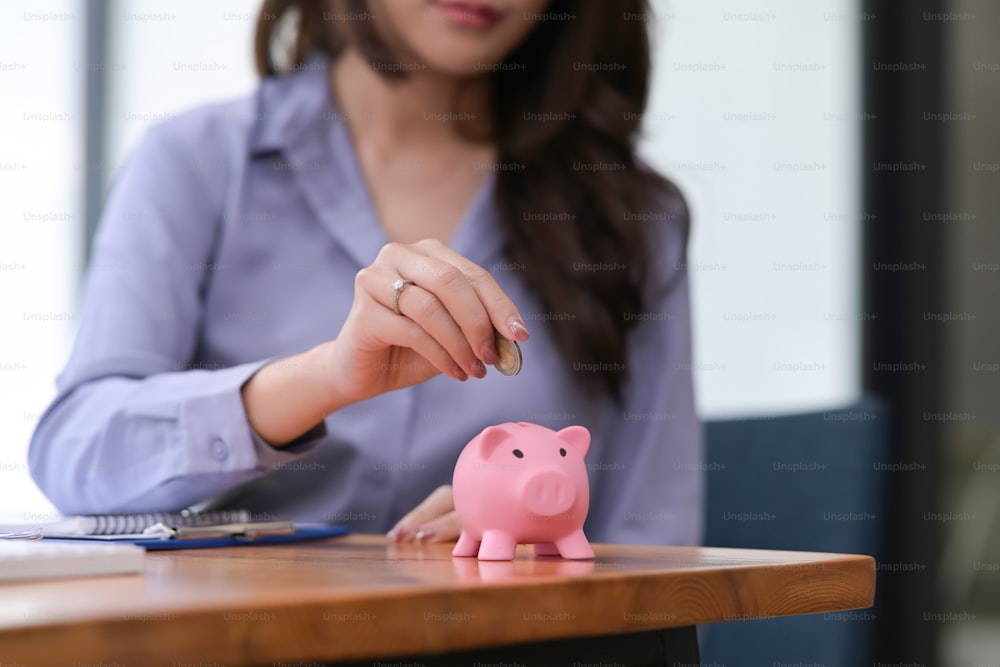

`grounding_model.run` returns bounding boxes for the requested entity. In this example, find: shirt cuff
[180,360,325,476]
[249,421,328,472]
